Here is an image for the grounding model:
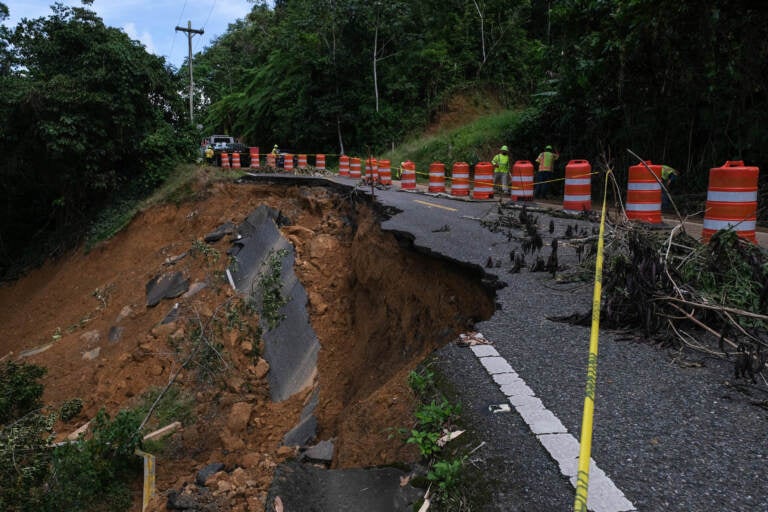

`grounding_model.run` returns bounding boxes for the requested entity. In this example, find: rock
[161,302,180,324]
[253,358,270,379]
[167,489,199,510]
[276,445,296,457]
[216,480,232,493]
[308,290,328,315]
[231,467,248,488]
[282,225,315,240]
[227,402,253,433]
[115,305,134,323]
[146,271,190,307]
[184,281,207,298]
[302,439,334,464]
[240,340,253,354]
[196,462,226,486]
[220,428,246,451]
[80,330,100,346]
[226,375,245,393]
[107,326,124,343]
[164,252,188,266]
[241,452,261,468]
[204,222,235,243]
[82,347,101,360]
[151,322,177,339]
